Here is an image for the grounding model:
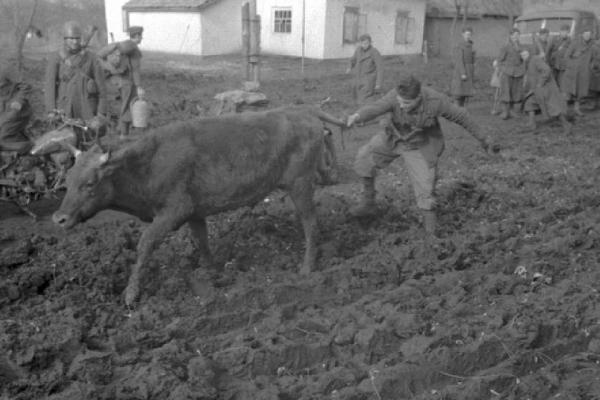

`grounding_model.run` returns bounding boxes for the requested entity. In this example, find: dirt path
[2,54,600,400]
